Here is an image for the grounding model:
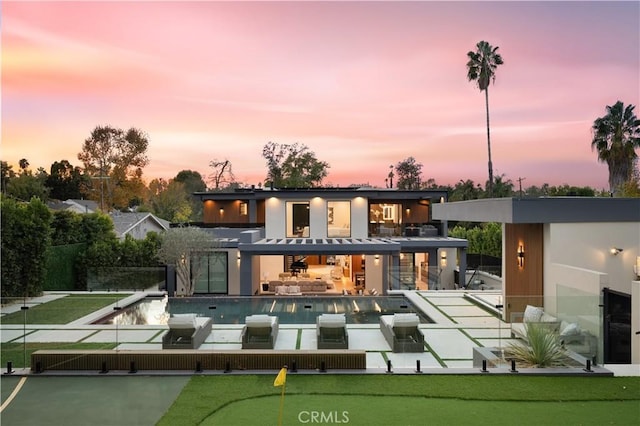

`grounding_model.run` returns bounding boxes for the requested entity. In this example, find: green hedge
[44,243,87,291]
[86,266,166,291]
